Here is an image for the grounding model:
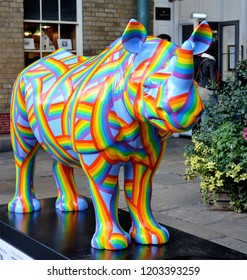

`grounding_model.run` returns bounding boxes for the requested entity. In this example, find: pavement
[0,134,247,255]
